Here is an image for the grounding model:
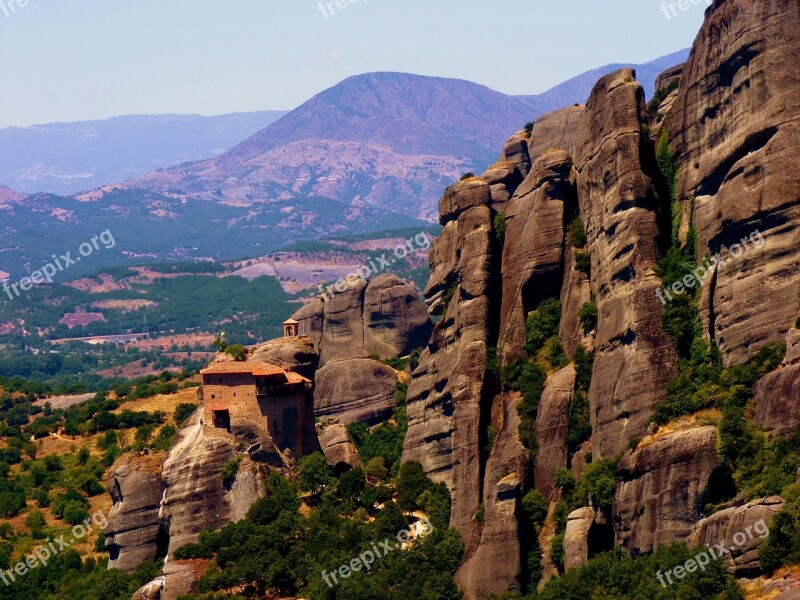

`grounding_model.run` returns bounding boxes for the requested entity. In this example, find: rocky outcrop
[534,367,576,499]
[291,273,432,366]
[573,68,678,459]
[754,329,800,437]
[564,507,596,571]
[558,245,593,357]
[159,408,266,558]
[498,150,574,365]
[481,160,524,212]
[105,456,166,572]
[500,132,532,178]
[687,496,783,575]
[614,426,720,554]
[403,194,495,555]
[527,106,583,162]
[314,357,399,425]
[250,336,319,379]
[665,0,800,366]
[131,576,165,600]
[456,392,529,599]
[654,63,684,92]
[317,423,361,471]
